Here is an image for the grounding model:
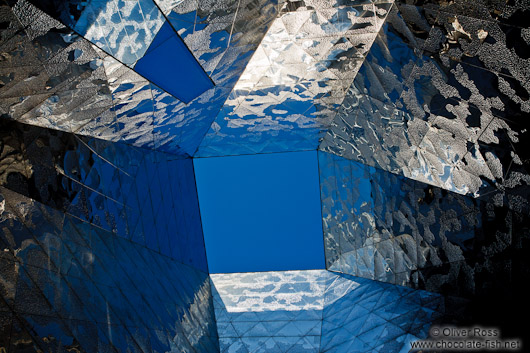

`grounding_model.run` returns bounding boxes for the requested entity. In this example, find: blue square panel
[194,151,325,273]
